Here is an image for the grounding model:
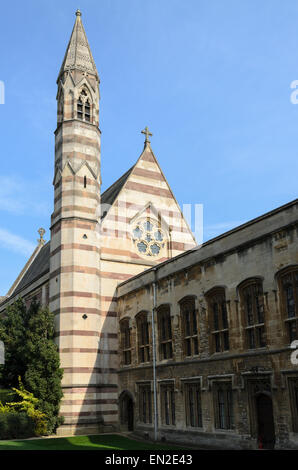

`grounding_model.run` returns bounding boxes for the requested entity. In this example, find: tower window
[77,90,91,122]
[84,176,87,188]
[85,100,91,122]
[77,97,83,120]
